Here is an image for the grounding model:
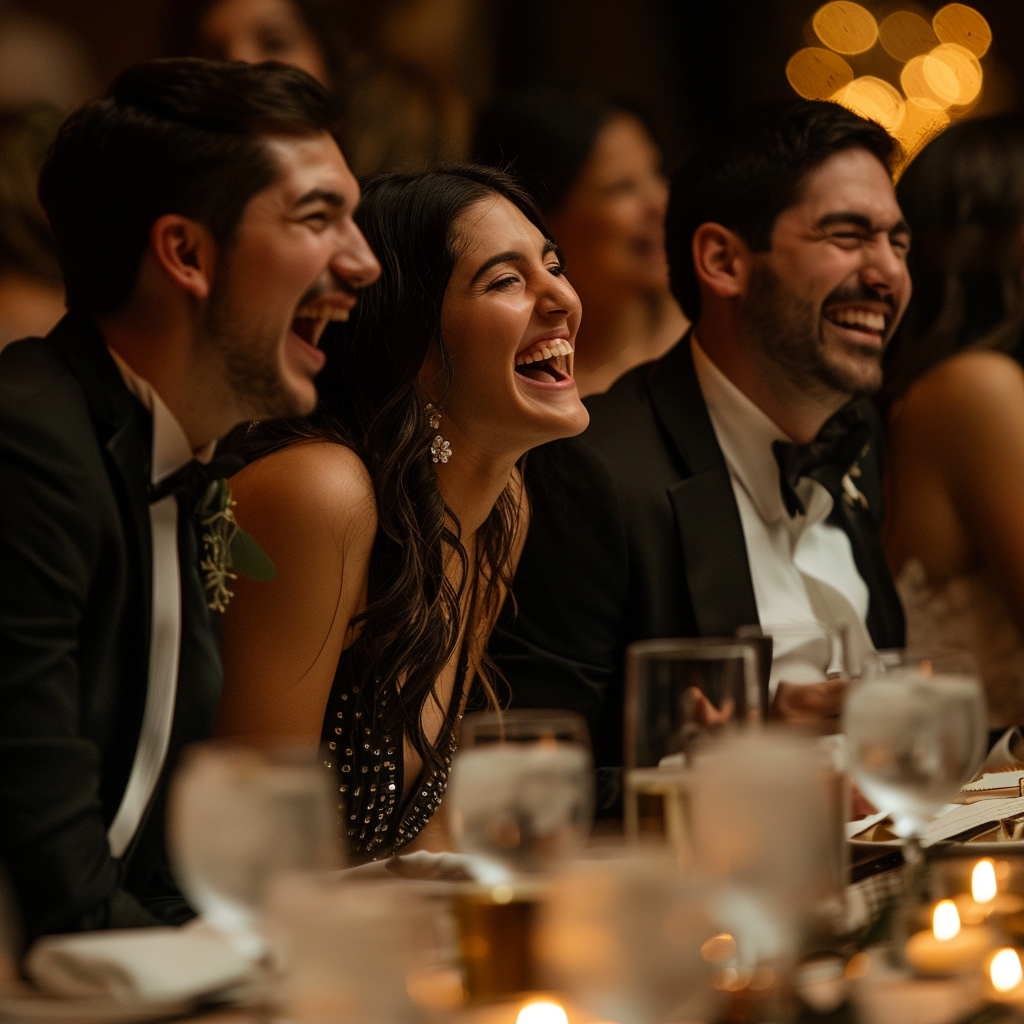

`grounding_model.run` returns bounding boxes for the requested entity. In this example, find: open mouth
[290,300,353,348]
[514,337,574,385]
[823,304,889,339]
